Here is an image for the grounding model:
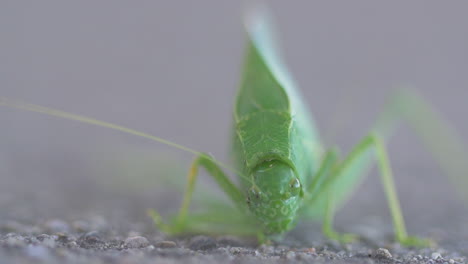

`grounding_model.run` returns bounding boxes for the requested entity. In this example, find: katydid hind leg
[300,145,374,220]
[374,88,468,201]
[149,154,249,235]
[299,148,361,243]
[313,134,430,246]
[321,189,358,243]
